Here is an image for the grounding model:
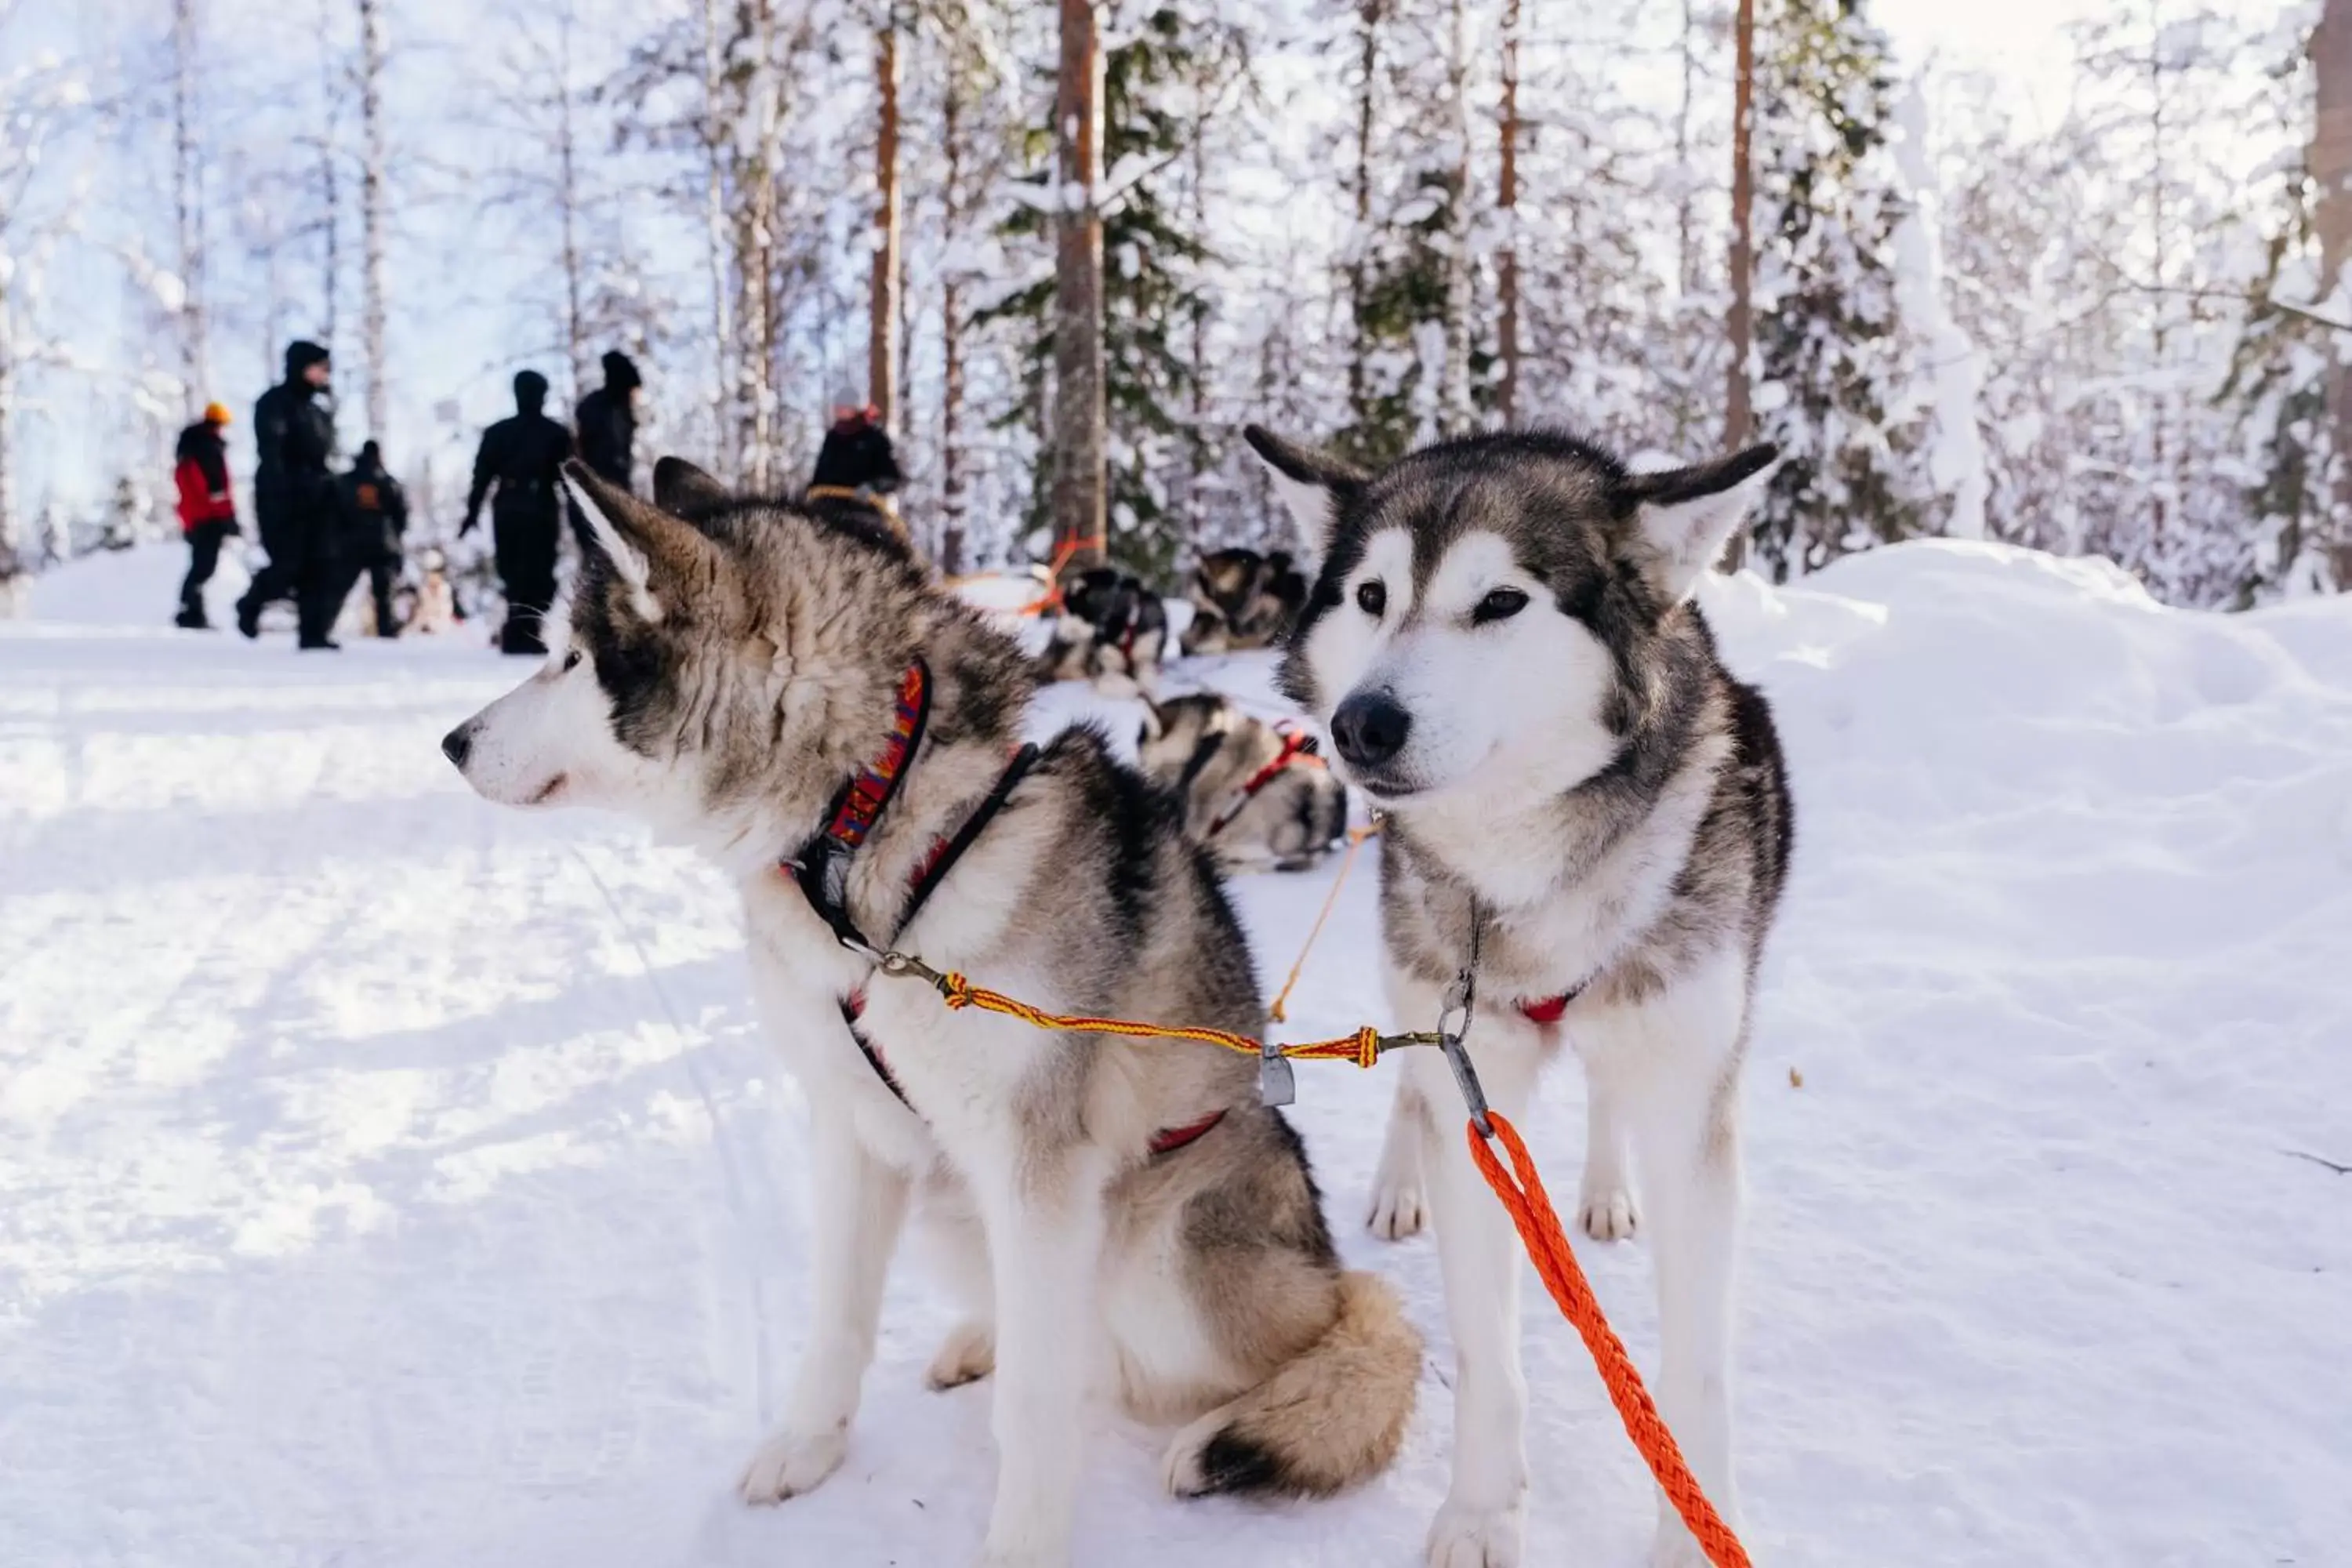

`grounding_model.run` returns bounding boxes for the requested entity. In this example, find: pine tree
[983,2,1241,583]
[1746,0,1929,579]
